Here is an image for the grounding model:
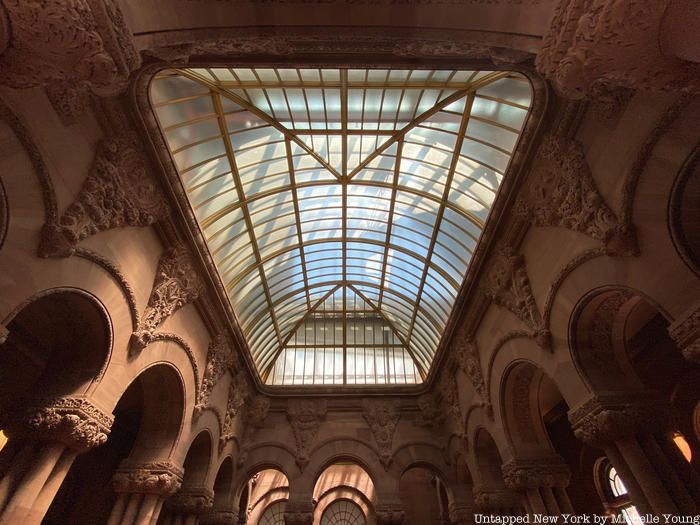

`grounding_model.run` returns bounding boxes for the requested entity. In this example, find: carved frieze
[453,337,492,417]
[112,461,184,495]
[0,0,140,94]
[501,457,571,490]
[194,333,239,418]
[165,487,215,515]
[237,395,270,466]
[669,303,700,363]
[2,396,113,452]
[287,399,327,471]
[484,247,551,349]
[38,137,168,258]
[131,245,203,352]
[219,371,251,451]
[516,135,637,256]
[568,393,675,448]
[536,0,700,98]
[362,399,400,469]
